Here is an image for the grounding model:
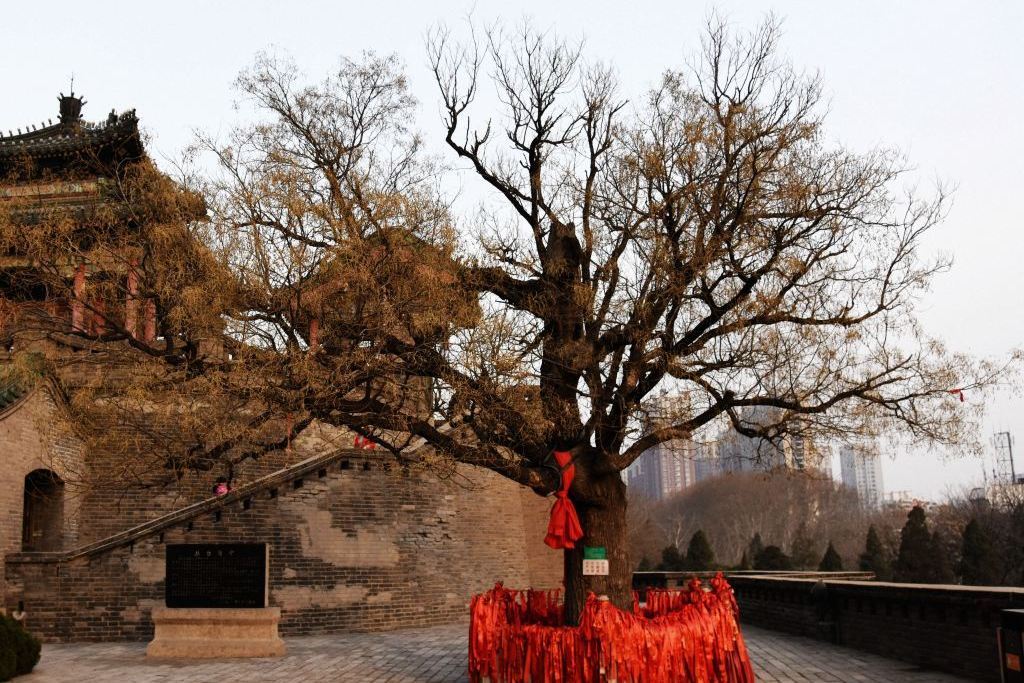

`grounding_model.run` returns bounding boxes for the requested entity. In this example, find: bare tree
[421,17,1001,618]
[644,471,866,569]
[0,18,1007,622]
